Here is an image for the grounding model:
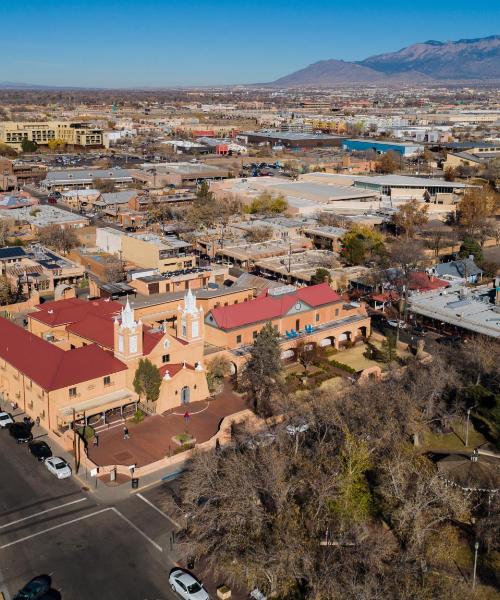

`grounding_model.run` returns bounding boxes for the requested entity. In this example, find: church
[0,290,209,434]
